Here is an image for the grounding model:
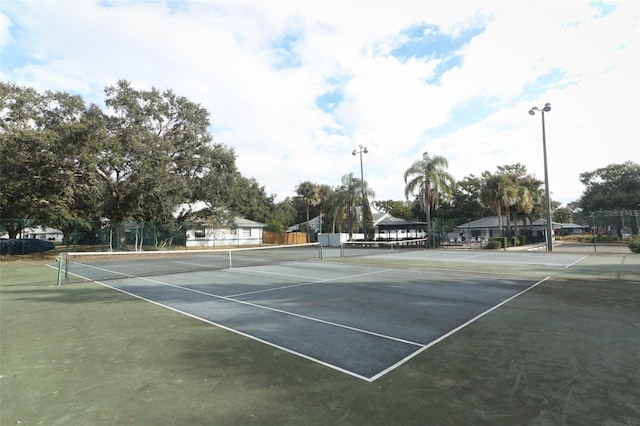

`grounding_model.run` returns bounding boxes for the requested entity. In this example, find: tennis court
[61,245,588,382]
